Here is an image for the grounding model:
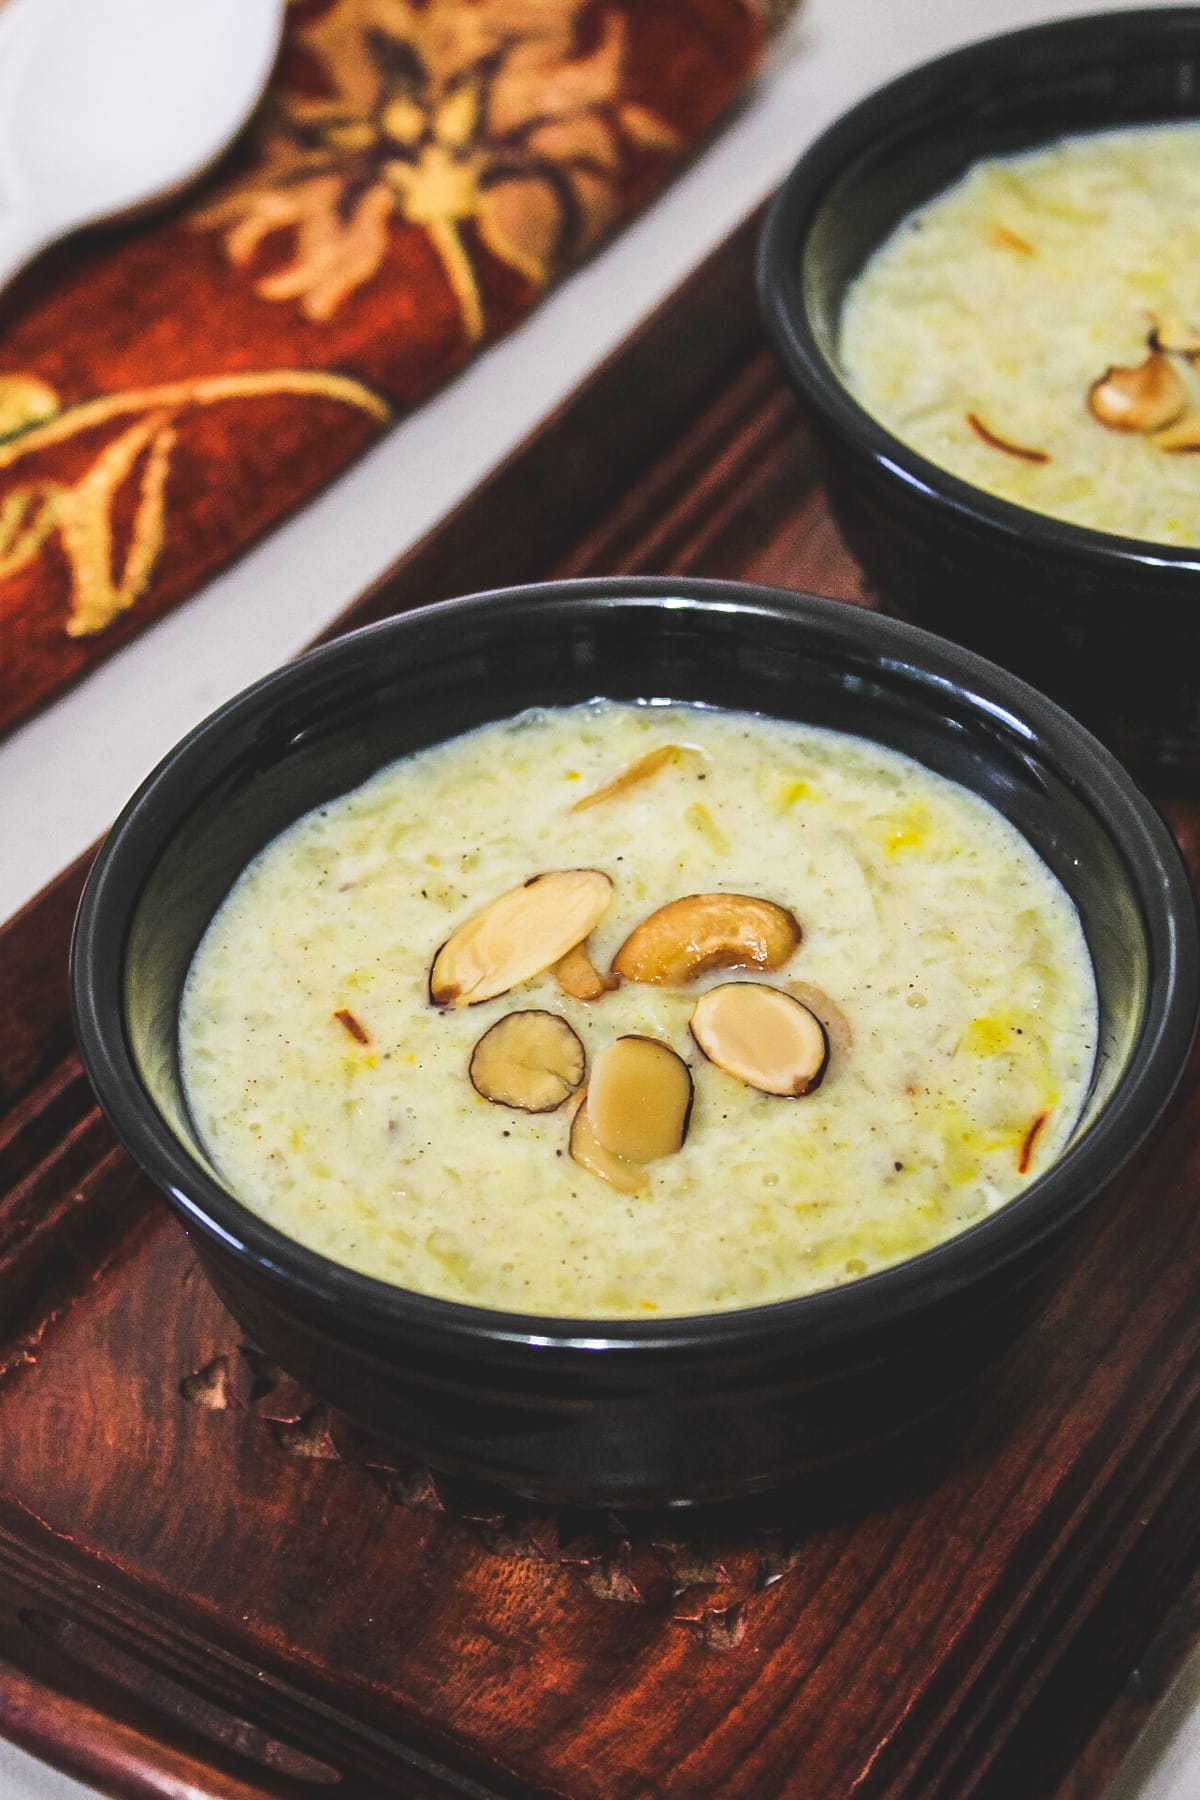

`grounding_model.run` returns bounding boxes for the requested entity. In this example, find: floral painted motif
[192,0,679,340]
[0,371,389,637]
[0,0,772,731]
